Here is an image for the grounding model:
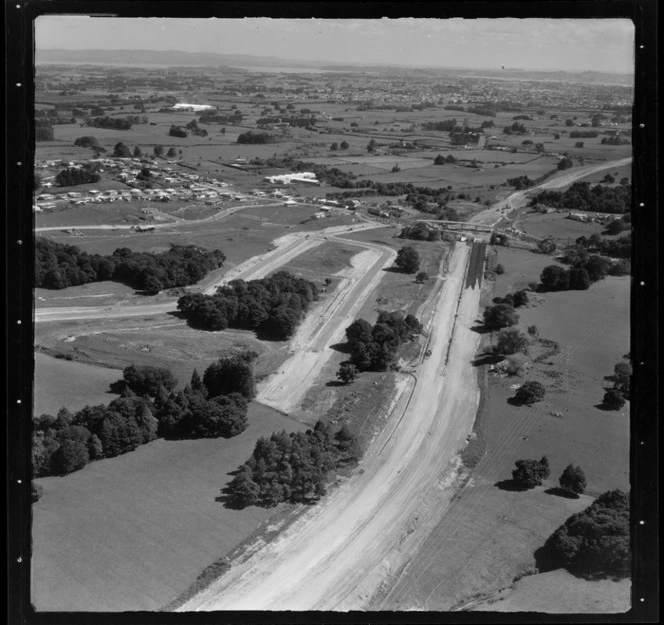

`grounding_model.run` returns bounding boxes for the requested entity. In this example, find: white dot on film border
[640,281,645,286]
[639,203,644,207]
